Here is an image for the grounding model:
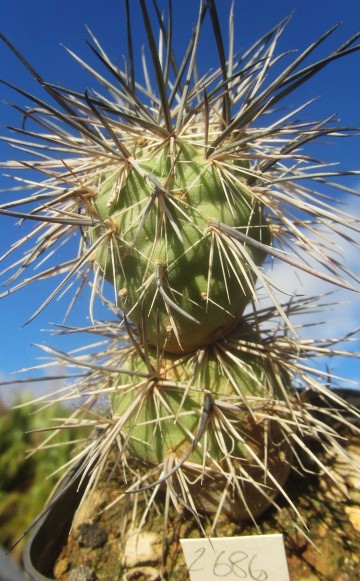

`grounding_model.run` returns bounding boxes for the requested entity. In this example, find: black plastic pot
[22,463,89,580]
